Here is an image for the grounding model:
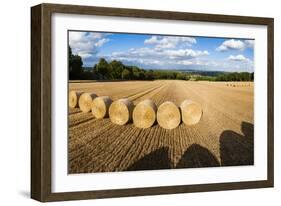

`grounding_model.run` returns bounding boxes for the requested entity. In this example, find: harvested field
[68,80,254,173]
